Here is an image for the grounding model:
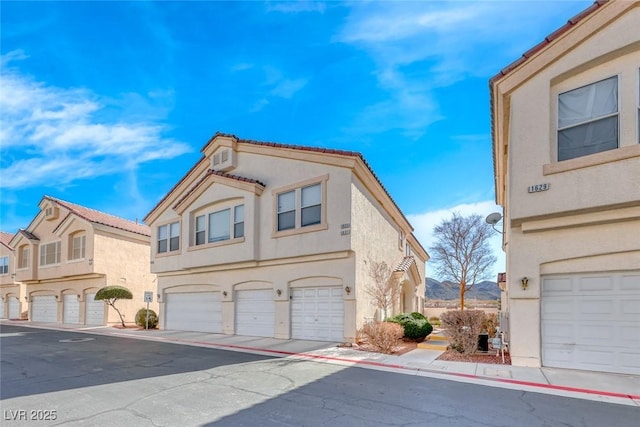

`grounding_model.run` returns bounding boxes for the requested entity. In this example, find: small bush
[360,321,403,354]
[428,316,441,326]
[440,310,486,354]
[483,313,498,338]
[387,313,433,341]
[135,308,158,329]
